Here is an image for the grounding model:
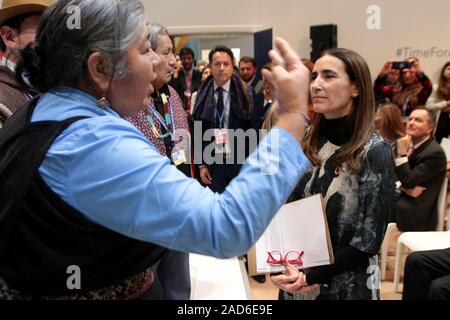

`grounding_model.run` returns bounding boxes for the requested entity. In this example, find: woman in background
[426,61,450,143]
[375,102,406,155]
